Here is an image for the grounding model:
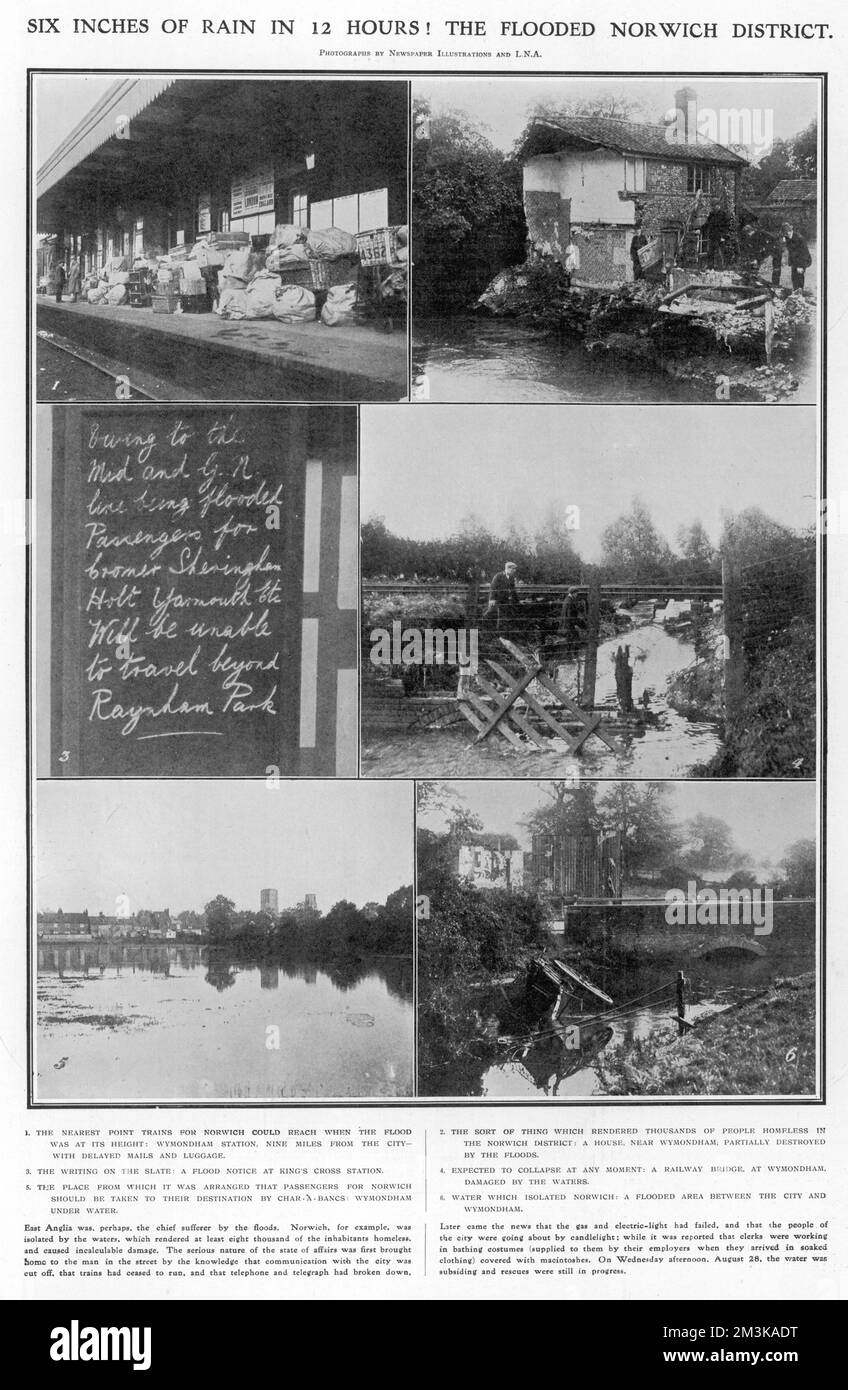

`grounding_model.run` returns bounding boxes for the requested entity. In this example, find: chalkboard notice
[49,406,358,777]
